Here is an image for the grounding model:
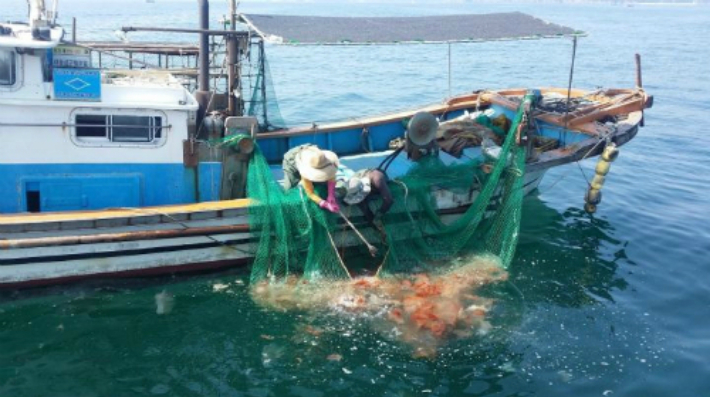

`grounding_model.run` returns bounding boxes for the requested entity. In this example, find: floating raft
[240,12,580,45]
